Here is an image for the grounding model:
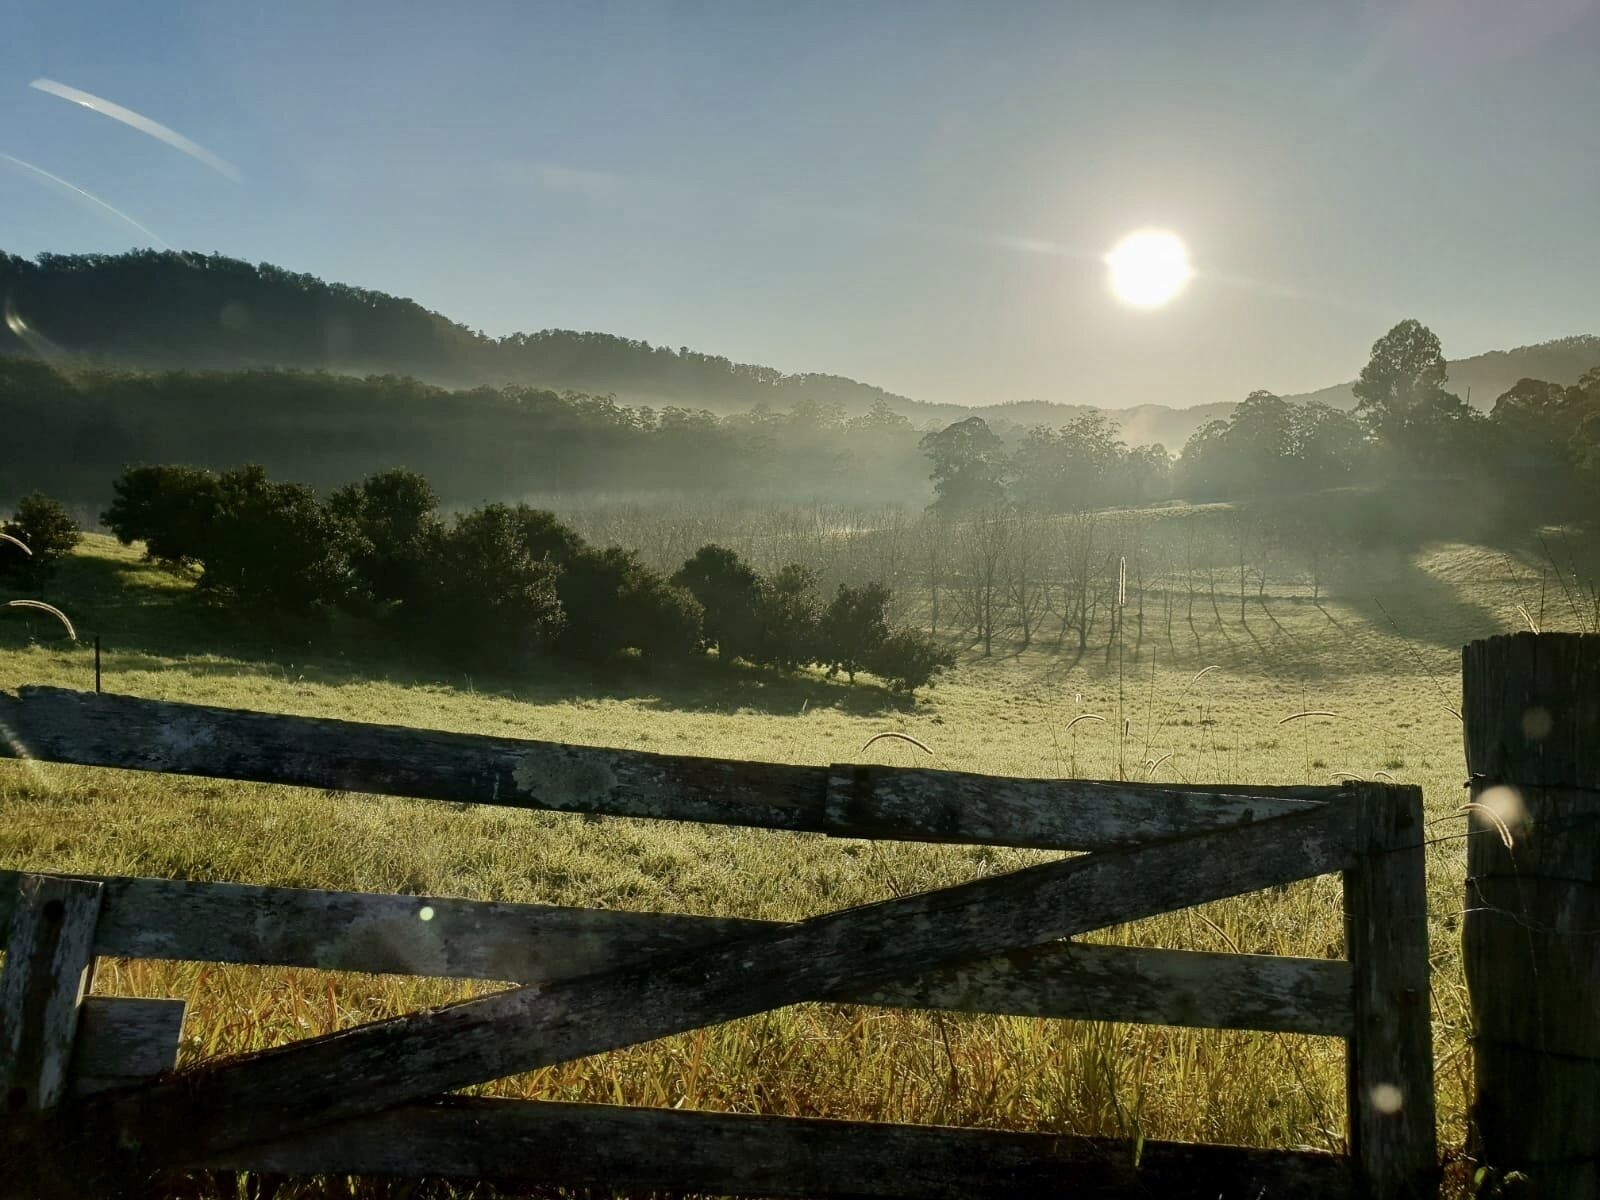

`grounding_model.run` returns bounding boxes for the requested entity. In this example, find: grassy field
[0,529,1572,1196]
